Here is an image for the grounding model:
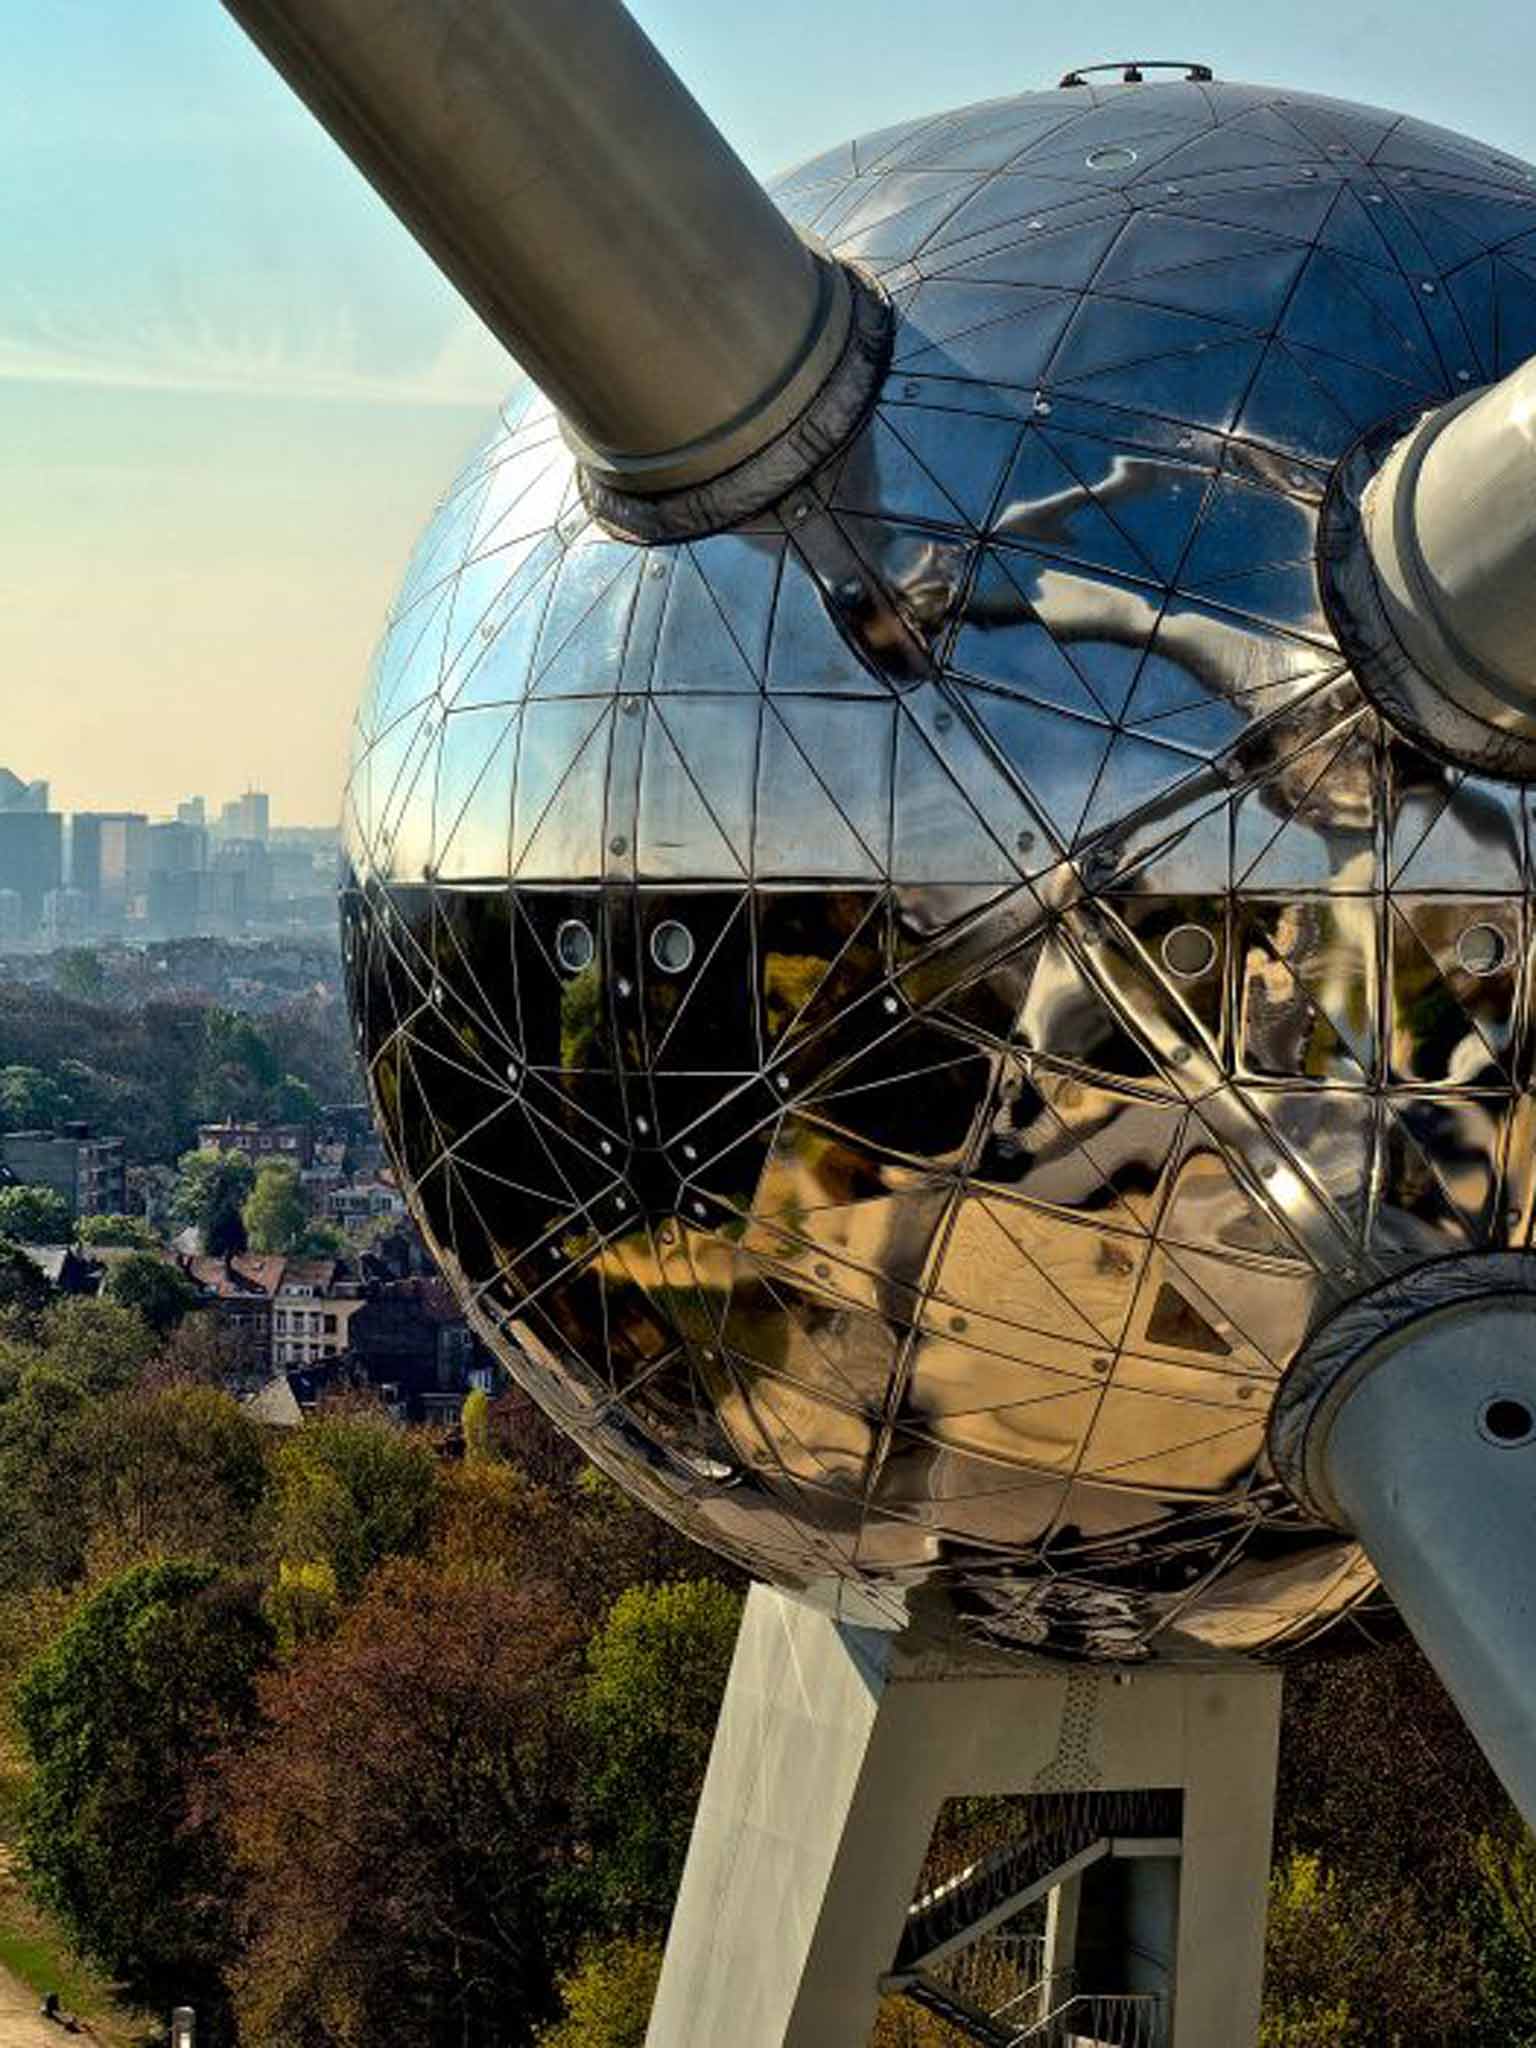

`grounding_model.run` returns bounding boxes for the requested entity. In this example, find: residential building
[197,1120,316,1170]
[270,1255,366,1367]
[179,1253,287,1359]
[325,1180,406,1228]
[341,1277,495,1425]
[0,1124,127,1218]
